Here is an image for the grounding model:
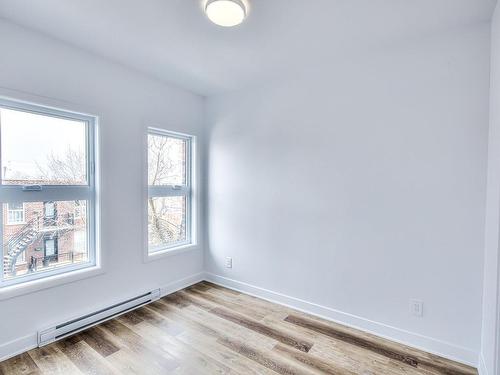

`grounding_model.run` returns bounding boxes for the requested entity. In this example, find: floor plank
[124,320,237,374]
[28,345,83,375]
[55,339,117,375]
[79,327,120,358]
[99,319,179,372]
[273,344,358,375]
[217,336,316,375]
[0,352,41,375]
